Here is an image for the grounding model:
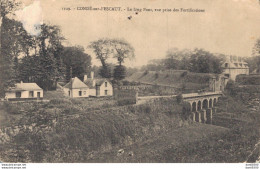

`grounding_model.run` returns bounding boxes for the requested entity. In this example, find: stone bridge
[182,91,223,124]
